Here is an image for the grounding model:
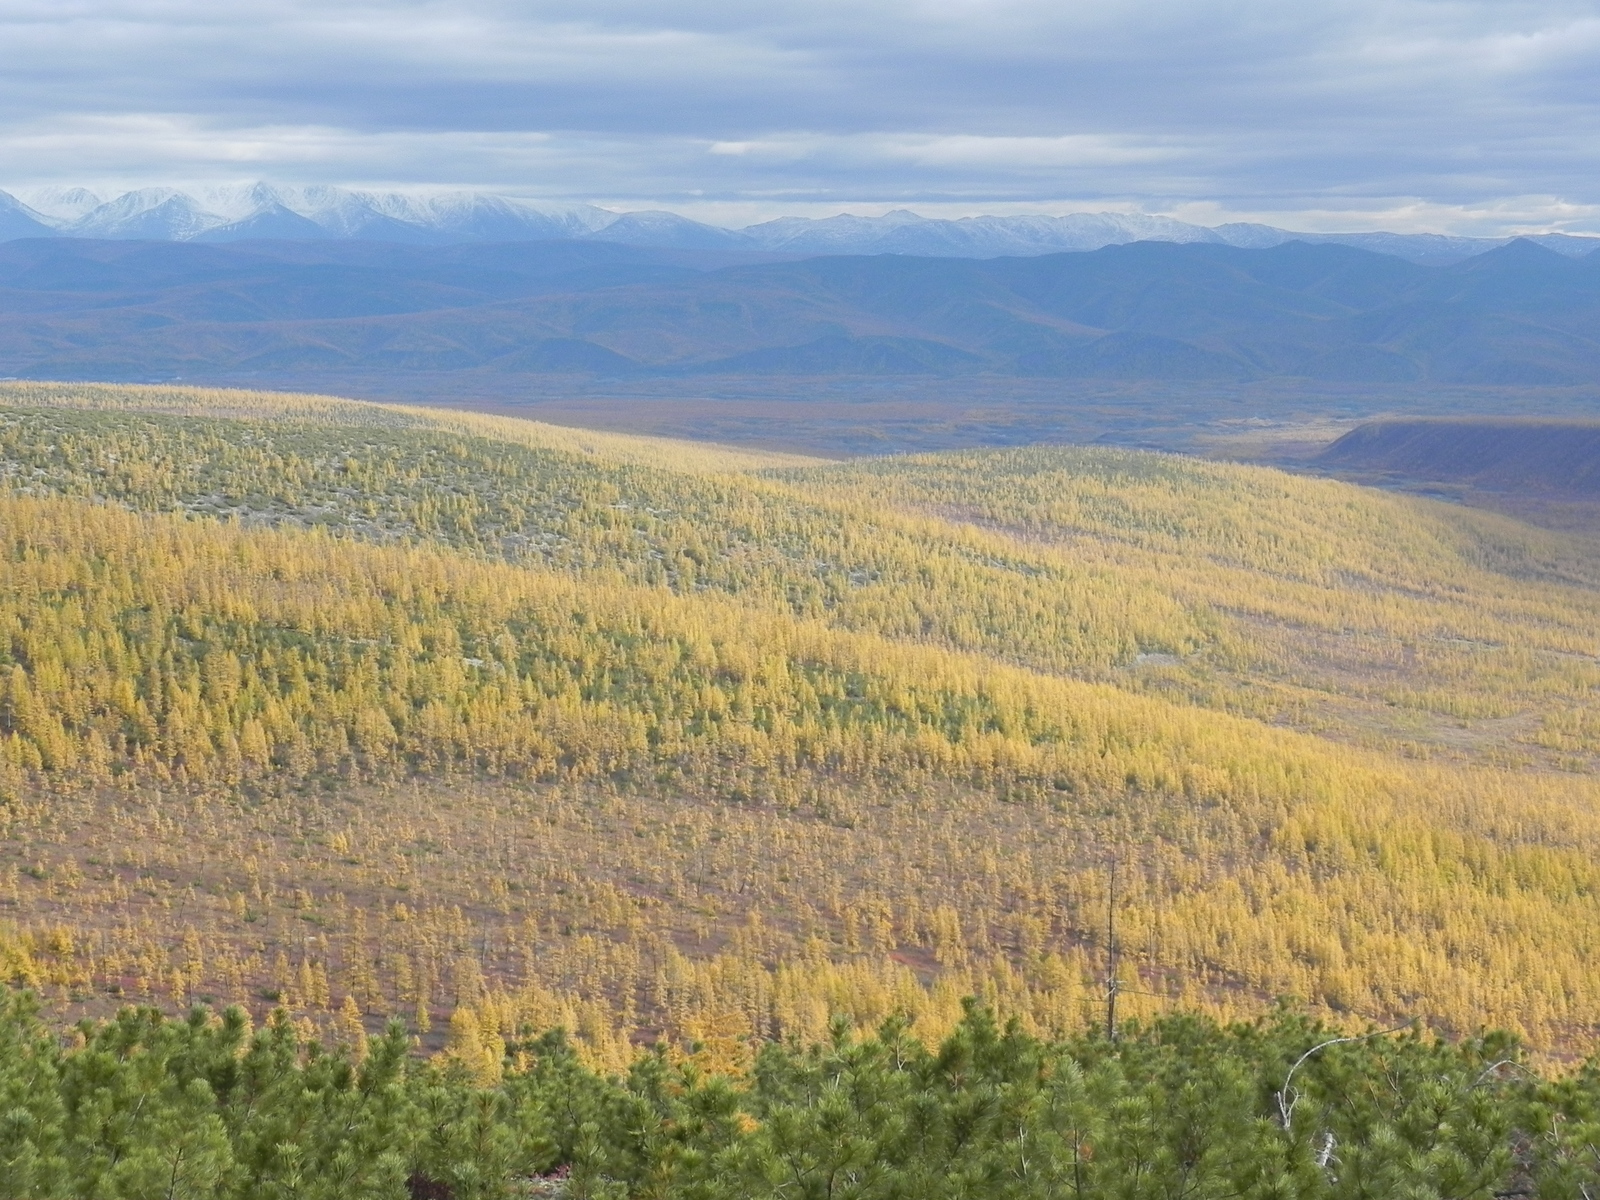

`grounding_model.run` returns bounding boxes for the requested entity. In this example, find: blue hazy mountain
[1,235,1598,384]
[0,192,55,241]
